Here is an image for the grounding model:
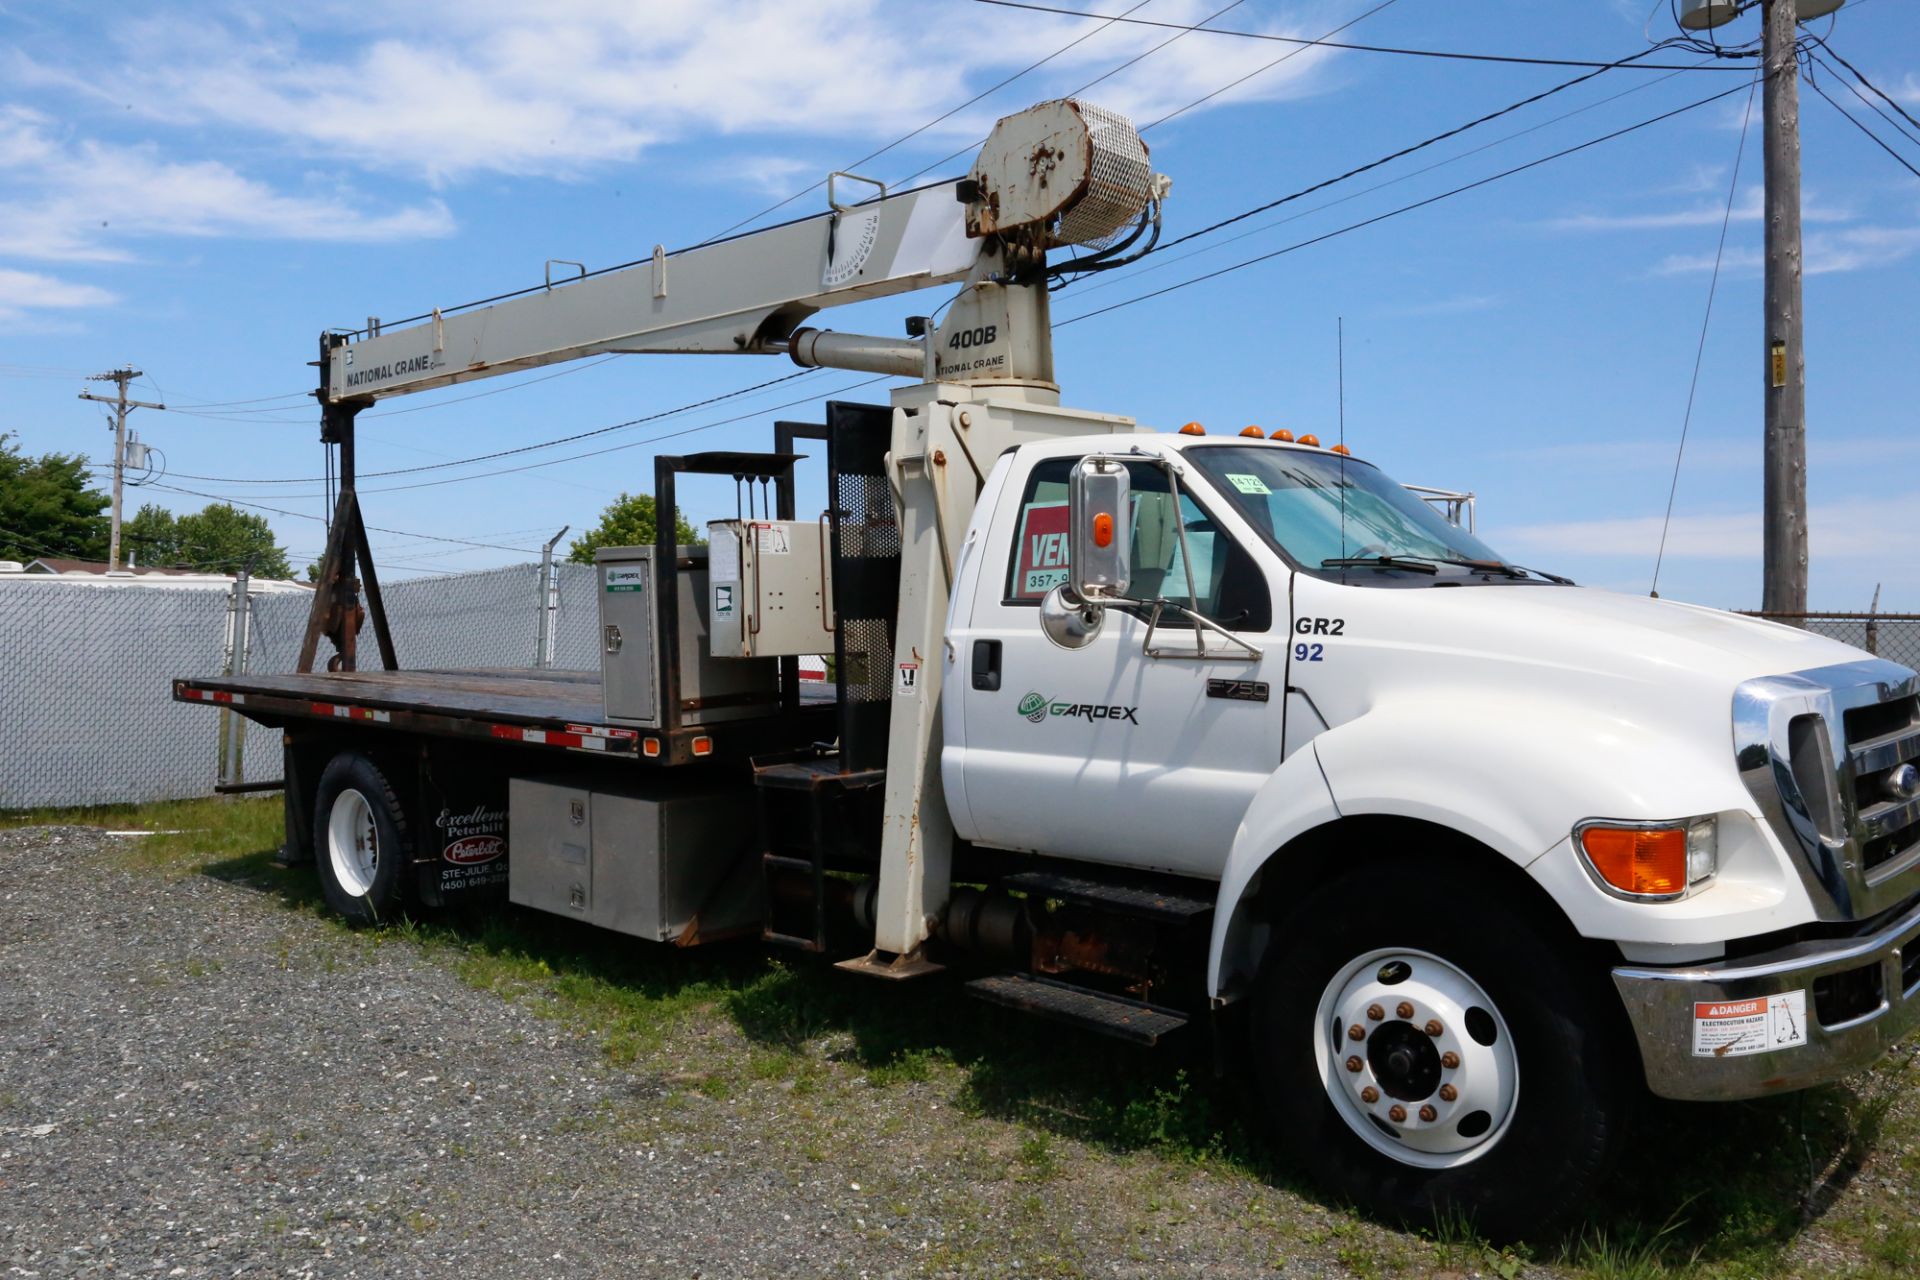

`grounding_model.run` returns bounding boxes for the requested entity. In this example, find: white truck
[176,100,1920,1234]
